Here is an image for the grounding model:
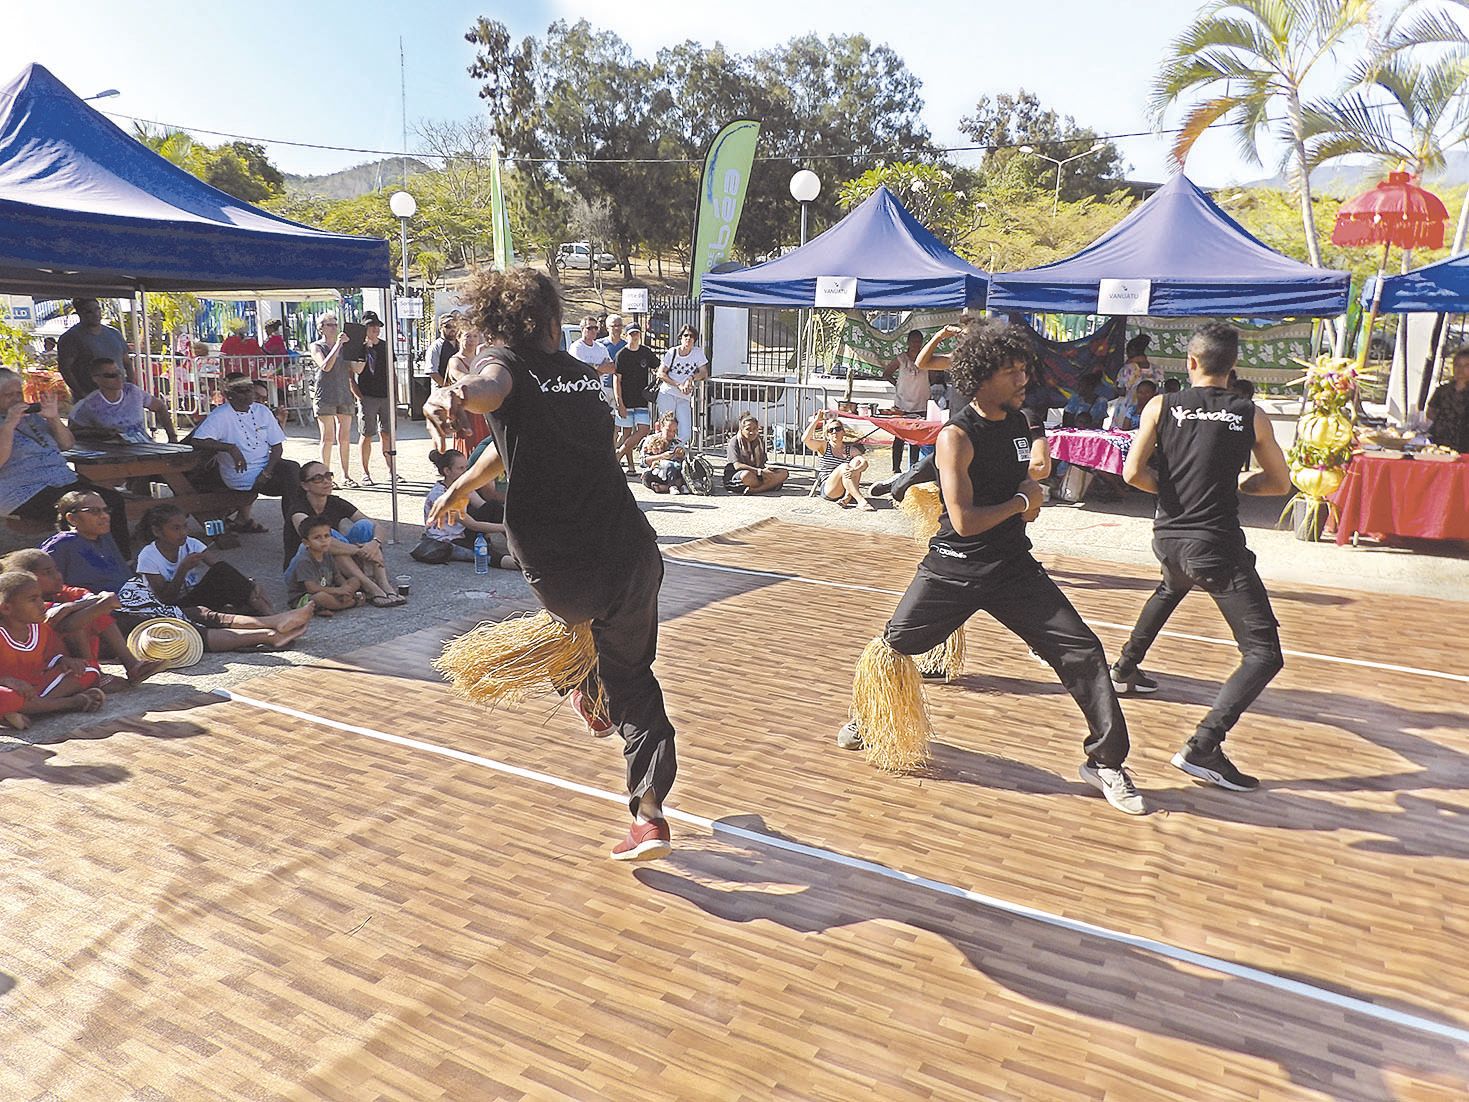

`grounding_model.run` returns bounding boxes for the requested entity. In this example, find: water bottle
[473,534,490,575]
